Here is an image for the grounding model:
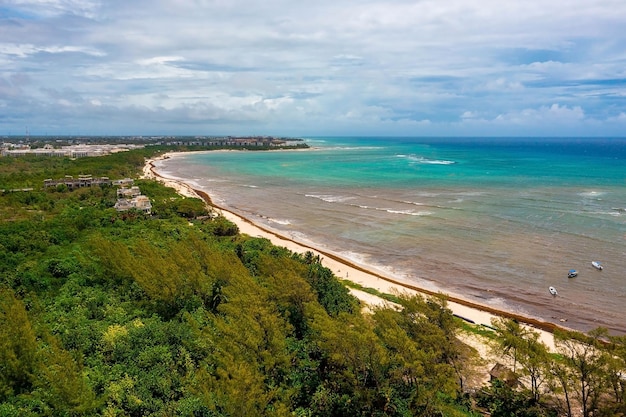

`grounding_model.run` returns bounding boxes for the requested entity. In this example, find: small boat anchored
[591,261,603,270]
[549,286,558,296]
[567,269,578,278]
